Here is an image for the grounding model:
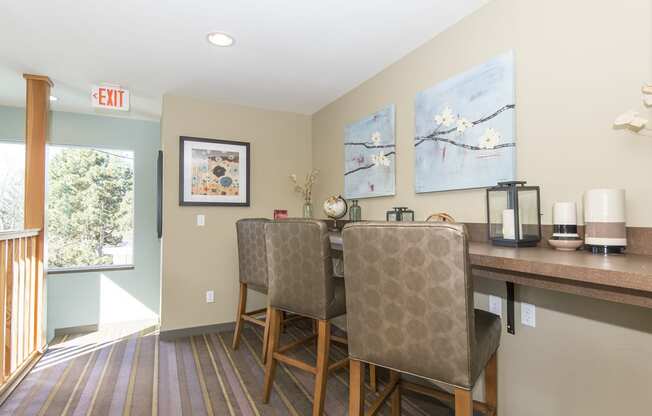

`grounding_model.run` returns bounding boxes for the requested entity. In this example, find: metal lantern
[486,181,541,247]
[386,207,415,222]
